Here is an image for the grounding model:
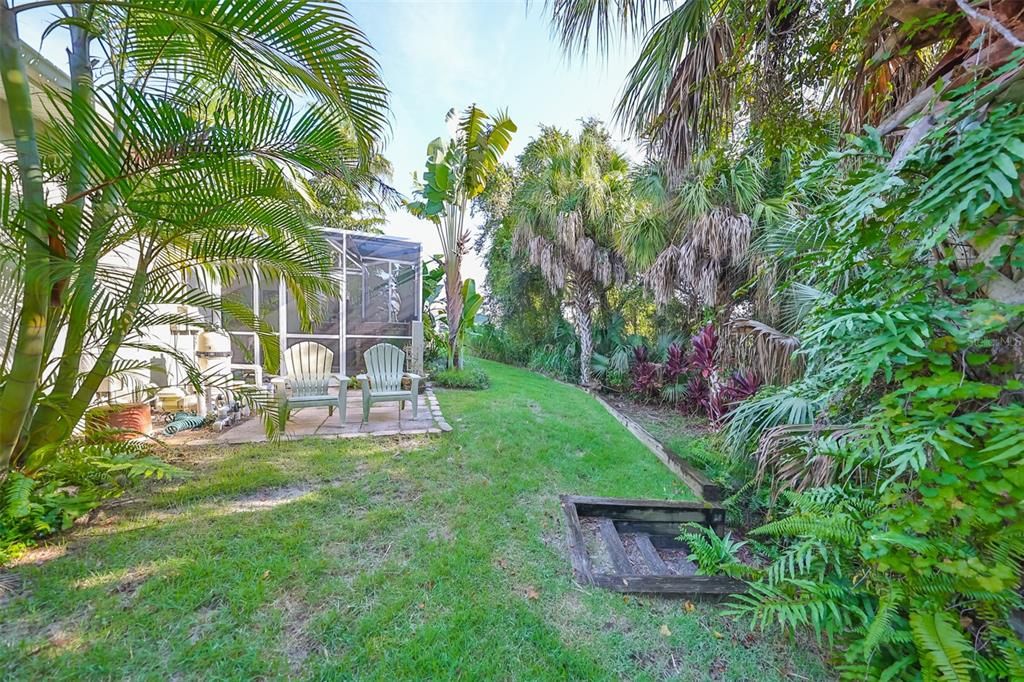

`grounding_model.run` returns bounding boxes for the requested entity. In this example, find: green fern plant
[2,440,184,563]
[677,523,757,579]
[909,611,974,682]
